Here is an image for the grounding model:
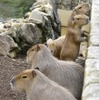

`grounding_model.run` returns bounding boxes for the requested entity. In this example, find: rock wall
[0,0,60,57]
[82,0,99,99]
